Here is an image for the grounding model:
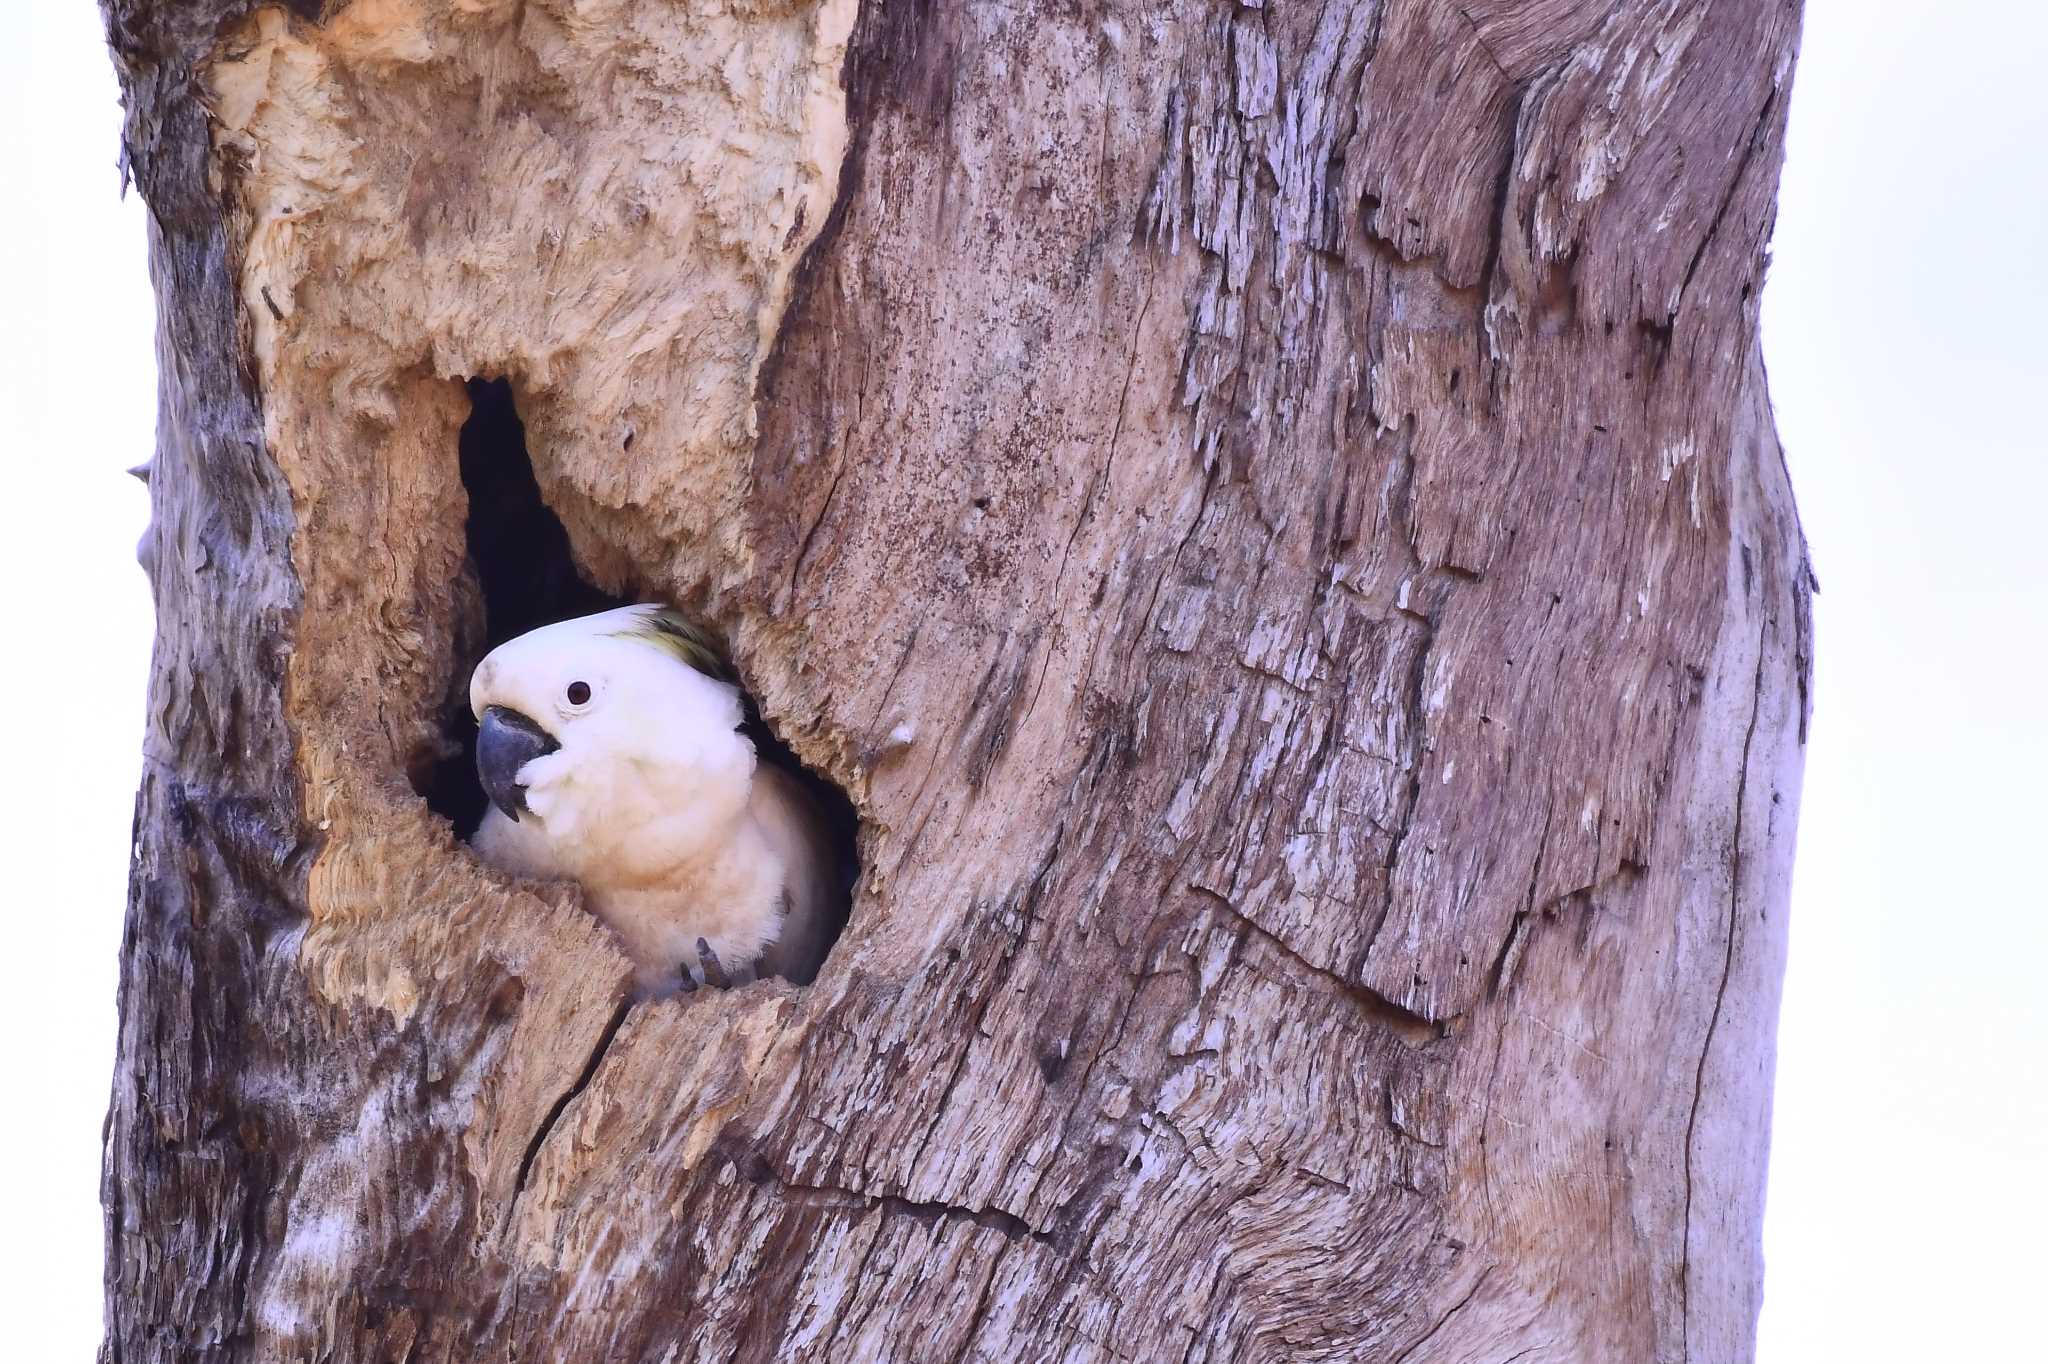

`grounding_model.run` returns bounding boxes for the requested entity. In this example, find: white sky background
[0,2,2041,1357]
